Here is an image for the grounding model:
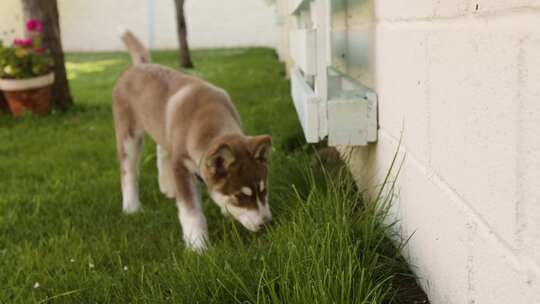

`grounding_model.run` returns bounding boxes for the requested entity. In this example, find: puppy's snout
[247,216,272,232]
[257,215,273,231]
